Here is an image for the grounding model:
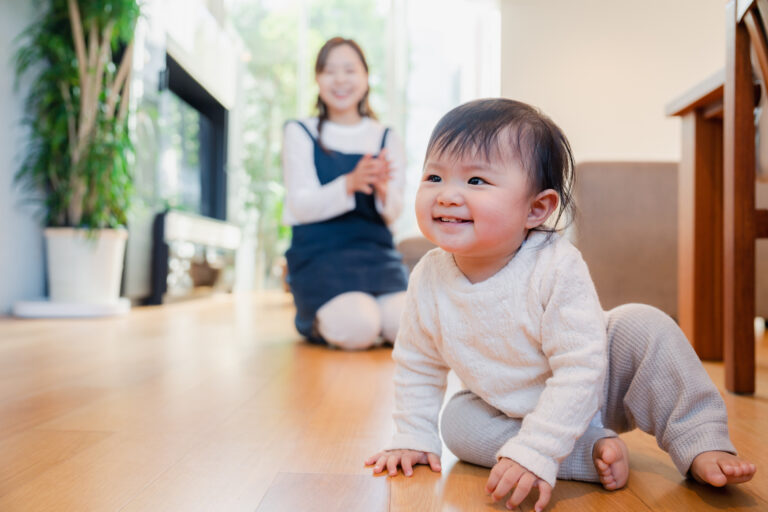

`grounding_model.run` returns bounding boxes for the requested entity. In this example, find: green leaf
[13,0,140,230]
